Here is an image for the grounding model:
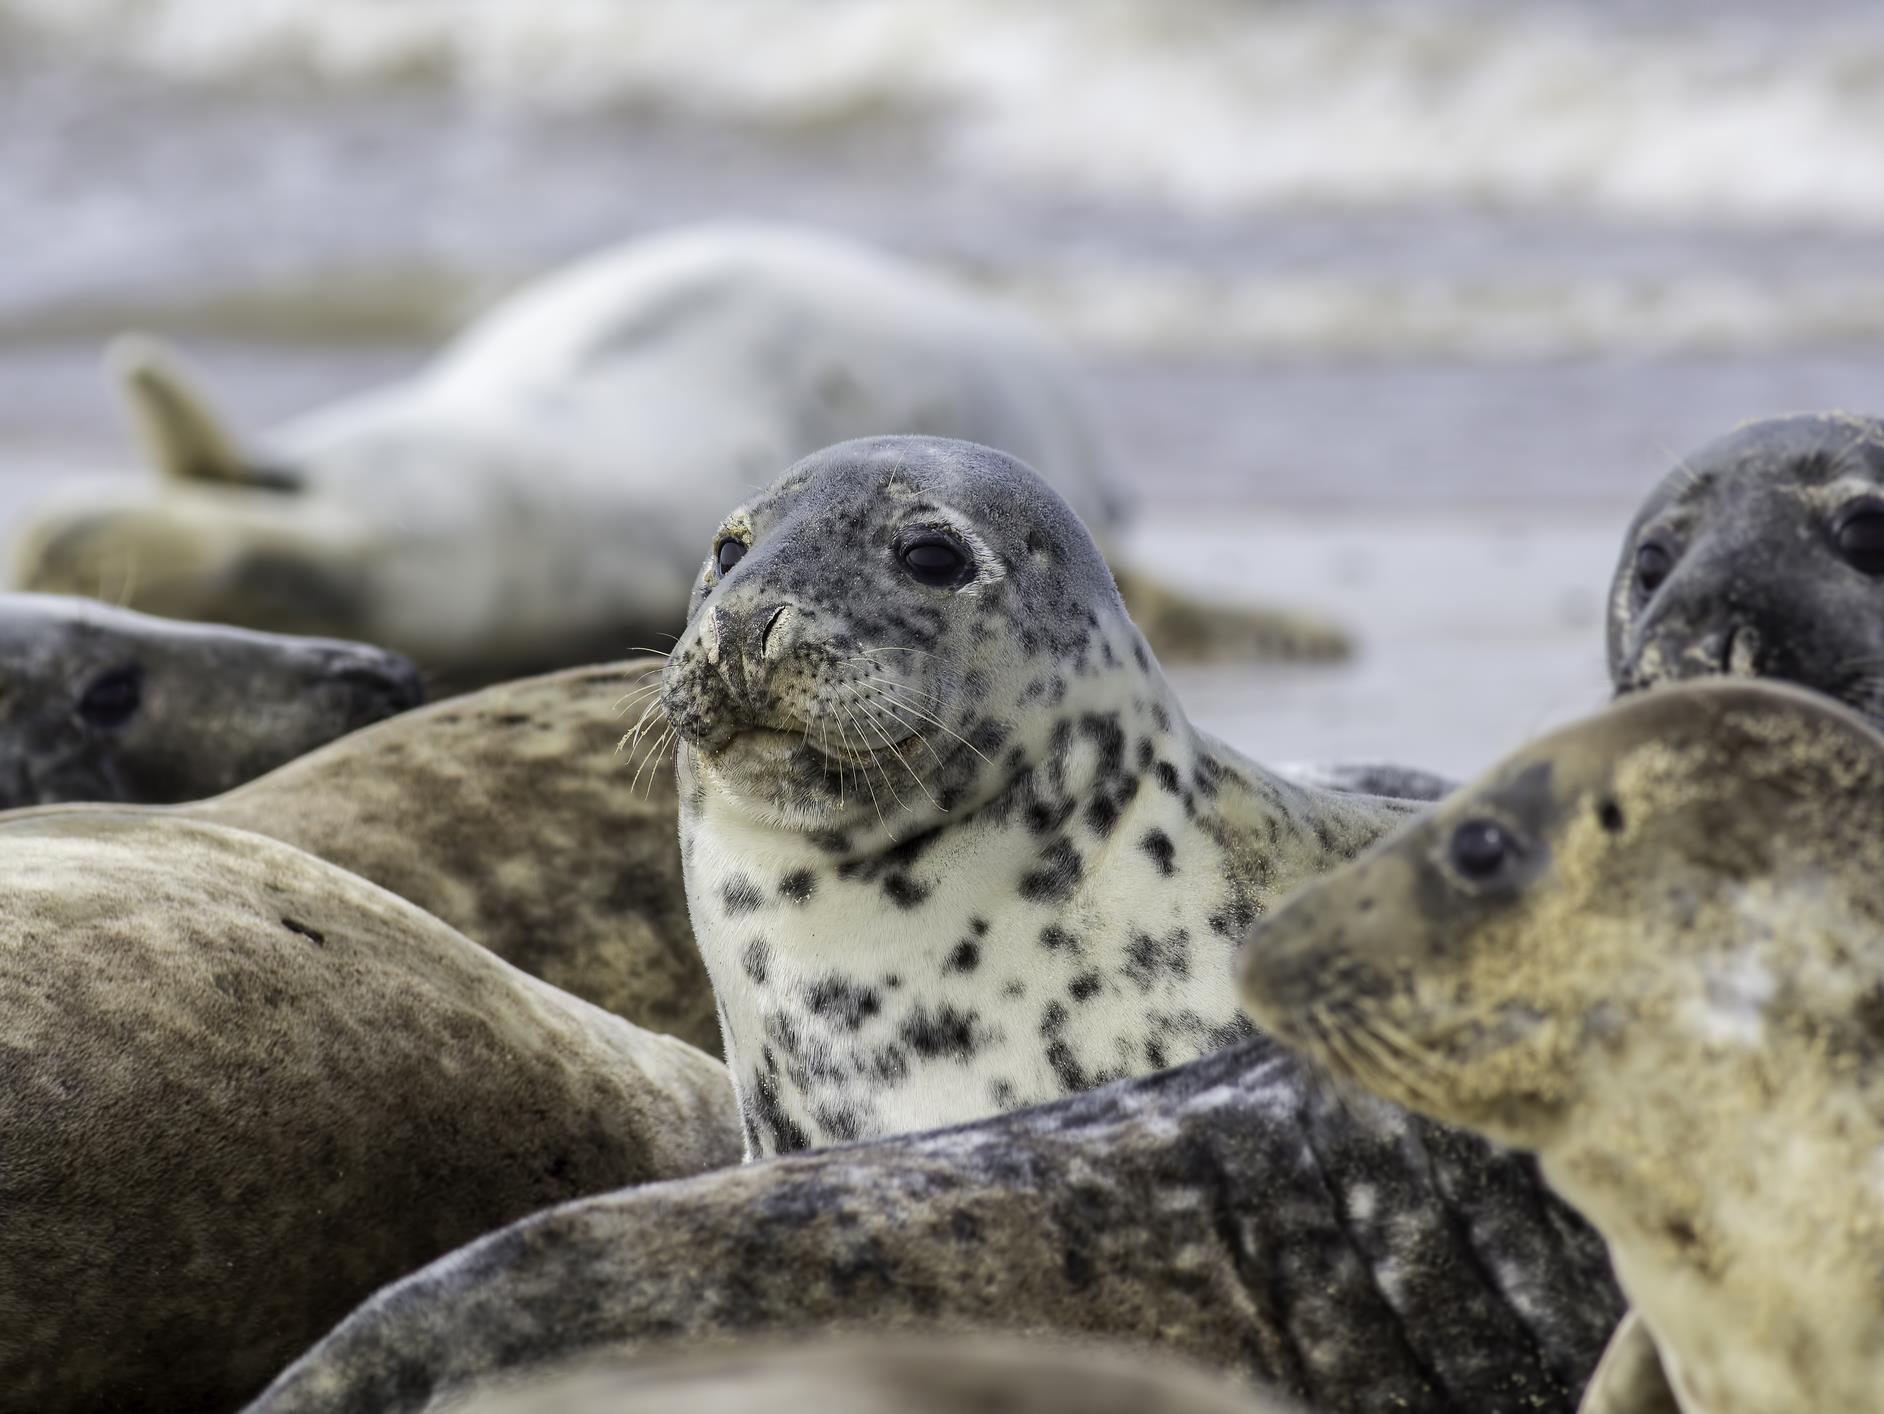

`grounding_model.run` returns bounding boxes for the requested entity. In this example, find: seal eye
[1634,540,1675,595]
[898,533,973,588]
[1448,818,1514,882]
[77,664,142,729]
[1835,505,1884,576]
[715,539,747,578]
